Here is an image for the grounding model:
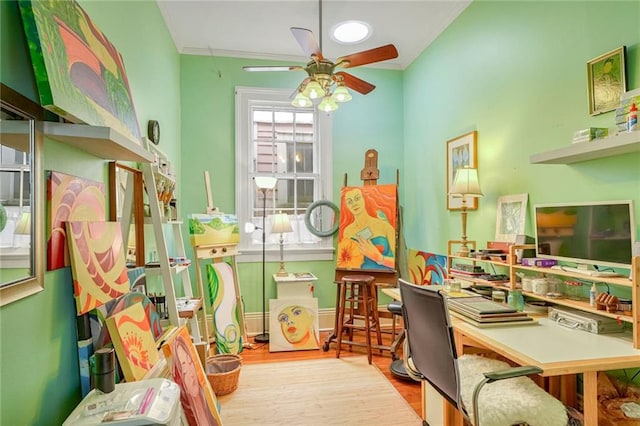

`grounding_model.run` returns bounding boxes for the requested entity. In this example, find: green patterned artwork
[18,0,141,142]
[206,262,243,354]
